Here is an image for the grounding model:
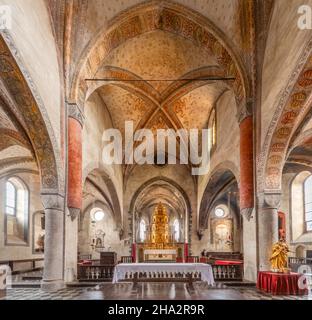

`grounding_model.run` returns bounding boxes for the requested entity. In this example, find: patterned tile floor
[1,283,311,300]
